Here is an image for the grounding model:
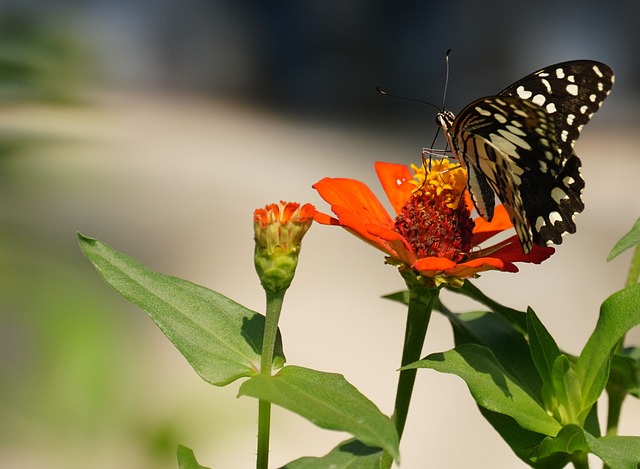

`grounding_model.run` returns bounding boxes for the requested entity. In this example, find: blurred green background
[1,3,639,468]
